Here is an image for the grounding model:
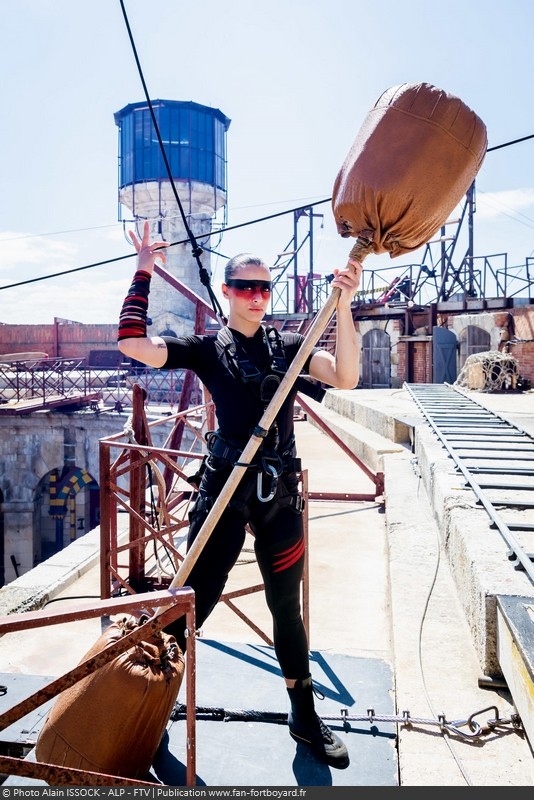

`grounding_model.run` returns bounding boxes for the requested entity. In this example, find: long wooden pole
[163,238,372,596]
